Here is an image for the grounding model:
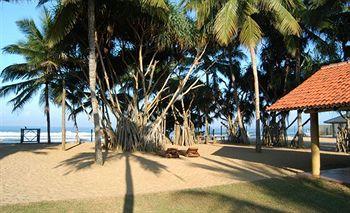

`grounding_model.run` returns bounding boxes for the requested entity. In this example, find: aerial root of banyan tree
[96,43,207,152]
[173,119,196,146]
[262,112,288,147]
[108,113,195,151]
[107,115,167,152]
